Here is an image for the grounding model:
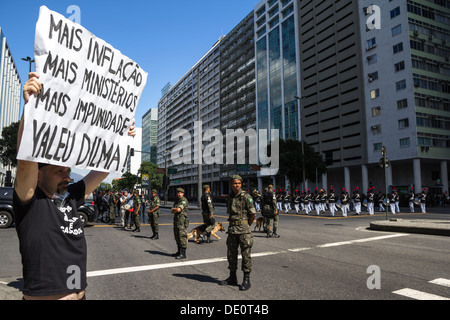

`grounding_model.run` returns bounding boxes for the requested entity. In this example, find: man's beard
[56,181,69,195]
